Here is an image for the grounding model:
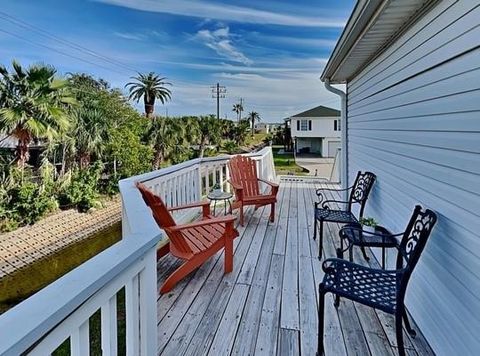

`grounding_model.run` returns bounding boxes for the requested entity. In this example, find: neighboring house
[321,1,480,355]
[286,105,341,157]
[254,122,270,134]
[255,122,284,134]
